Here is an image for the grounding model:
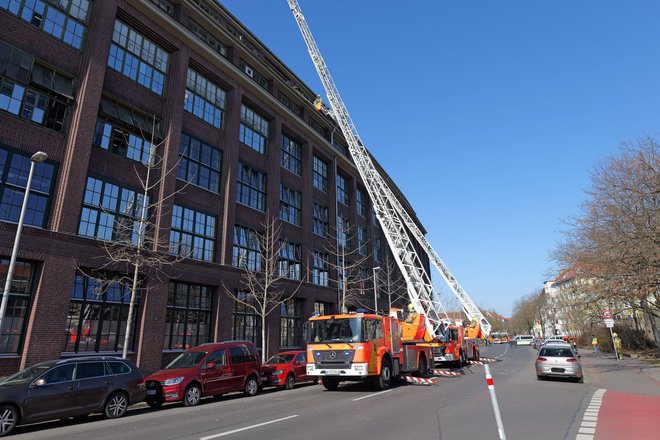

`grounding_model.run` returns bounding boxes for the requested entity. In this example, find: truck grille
[312,349,355,369]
